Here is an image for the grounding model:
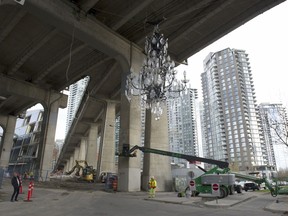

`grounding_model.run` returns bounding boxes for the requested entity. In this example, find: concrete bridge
[0,0,285,191]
